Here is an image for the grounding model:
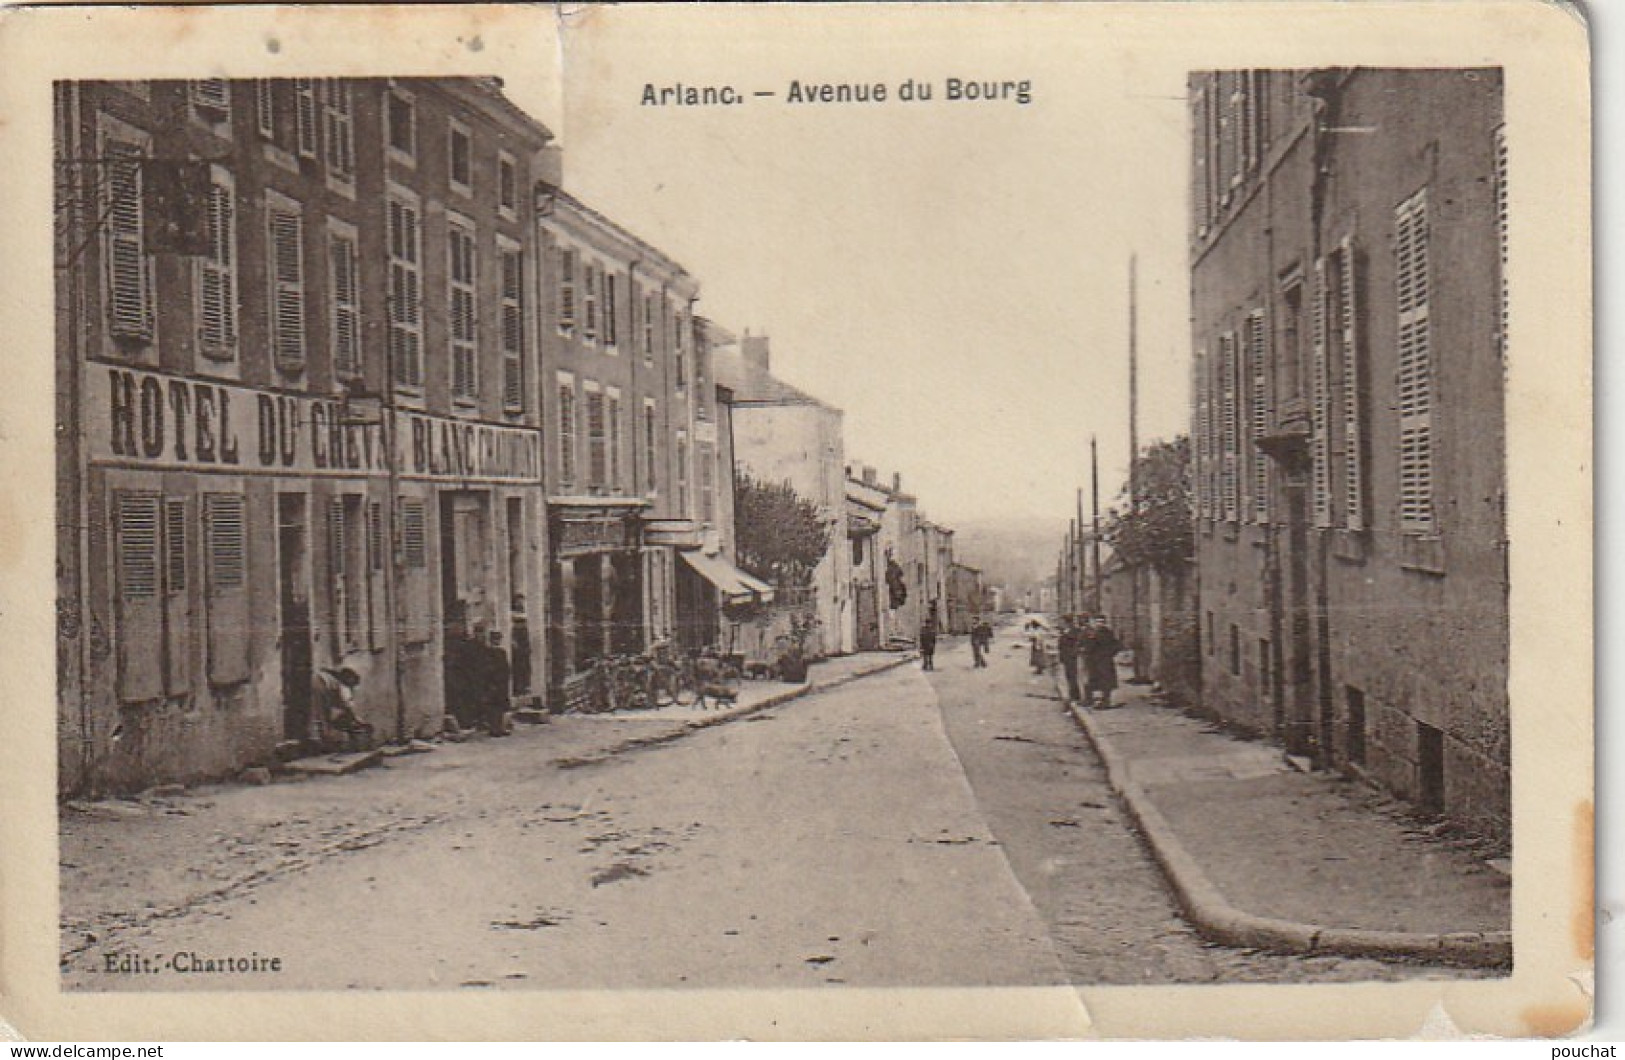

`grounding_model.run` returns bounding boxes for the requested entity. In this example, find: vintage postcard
[0,0,1594,1042]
